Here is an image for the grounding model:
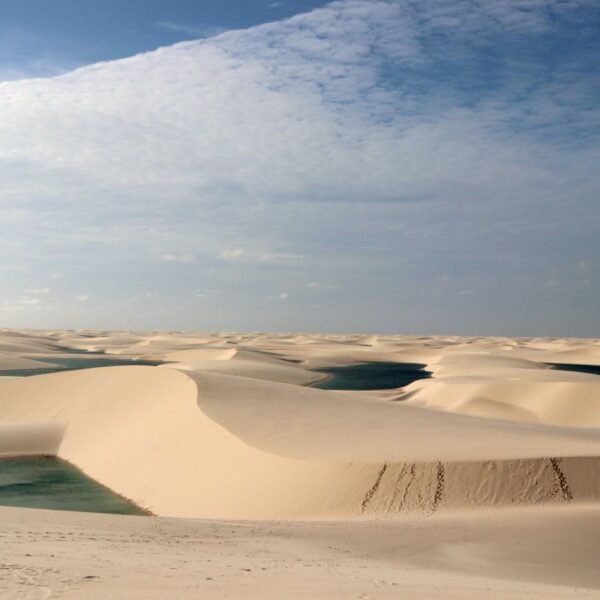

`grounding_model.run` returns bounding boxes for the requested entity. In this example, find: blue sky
[0,0,330,78]
[0,0,599,336]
